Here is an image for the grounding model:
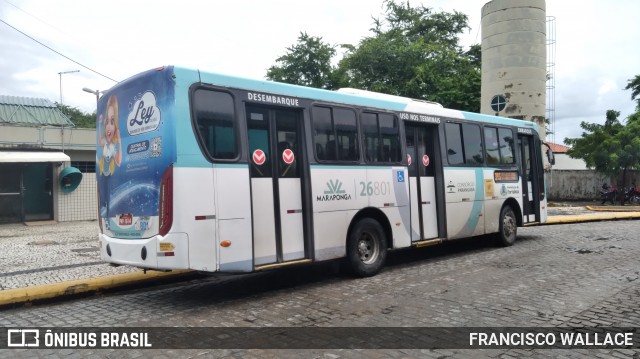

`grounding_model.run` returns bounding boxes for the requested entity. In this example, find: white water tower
[481,0,547,138]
